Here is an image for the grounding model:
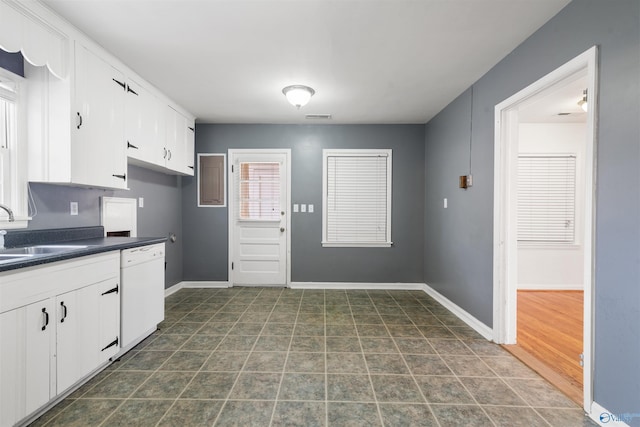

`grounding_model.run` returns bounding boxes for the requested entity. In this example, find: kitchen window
[322,149,392,247]
[0,66,28,228]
